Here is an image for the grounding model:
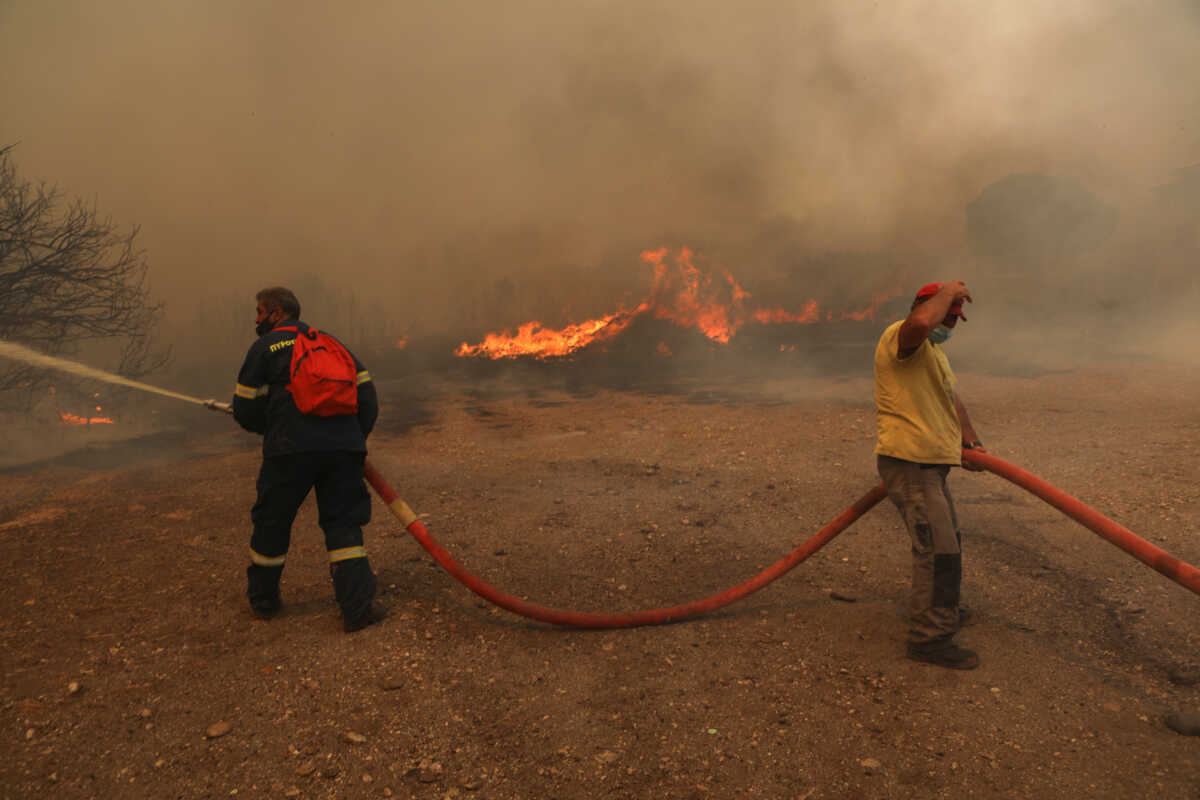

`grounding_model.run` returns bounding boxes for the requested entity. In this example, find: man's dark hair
[256,287,301,319]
